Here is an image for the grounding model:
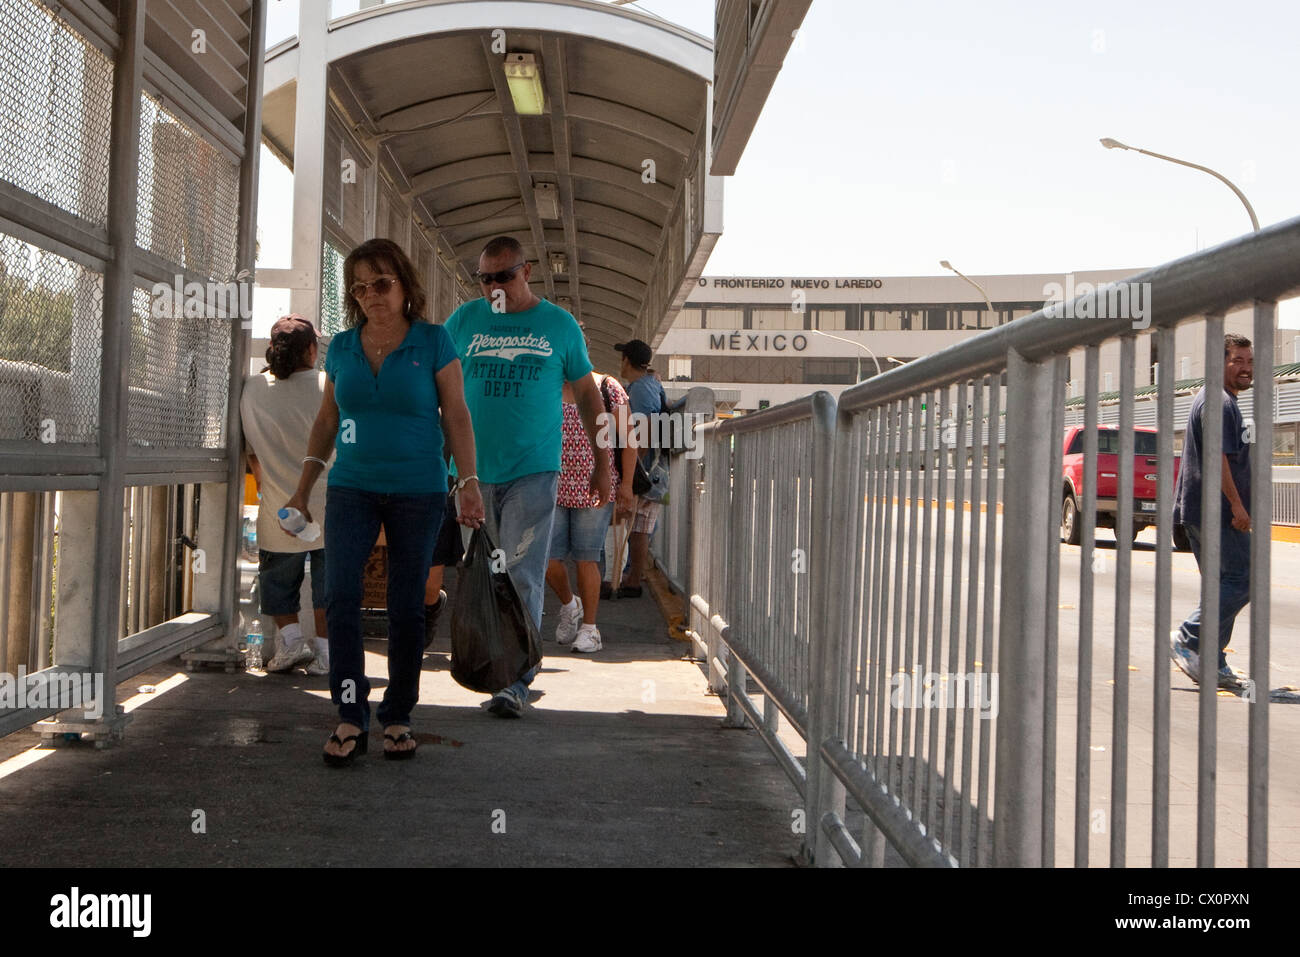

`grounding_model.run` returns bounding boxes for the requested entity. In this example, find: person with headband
[283,238,484,766]
[239,314,330,675]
